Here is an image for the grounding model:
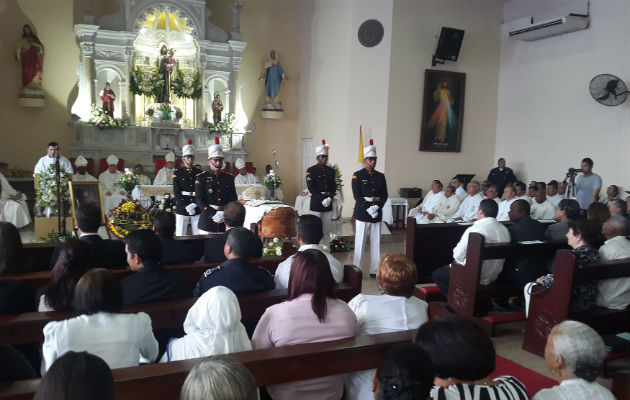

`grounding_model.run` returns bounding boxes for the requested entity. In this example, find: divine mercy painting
[420,69,465,152]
